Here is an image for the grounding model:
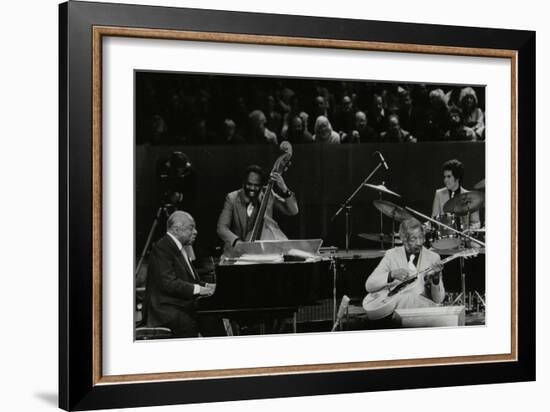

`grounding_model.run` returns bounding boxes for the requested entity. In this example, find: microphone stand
[331,161,385,251]
[329,160,384,326]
